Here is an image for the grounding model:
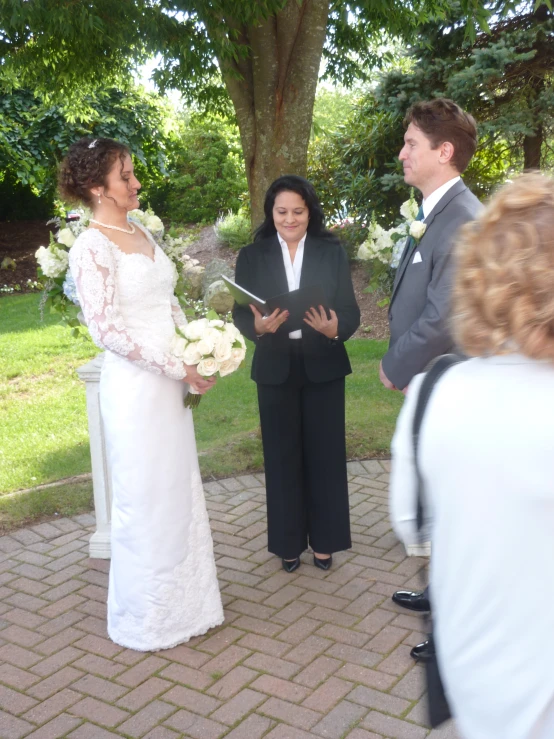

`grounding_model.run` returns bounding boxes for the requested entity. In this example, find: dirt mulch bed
[0,221,390,340]
[0,220,54,289]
